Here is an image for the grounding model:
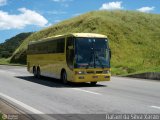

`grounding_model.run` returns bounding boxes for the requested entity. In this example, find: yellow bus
[27,33,111,85]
